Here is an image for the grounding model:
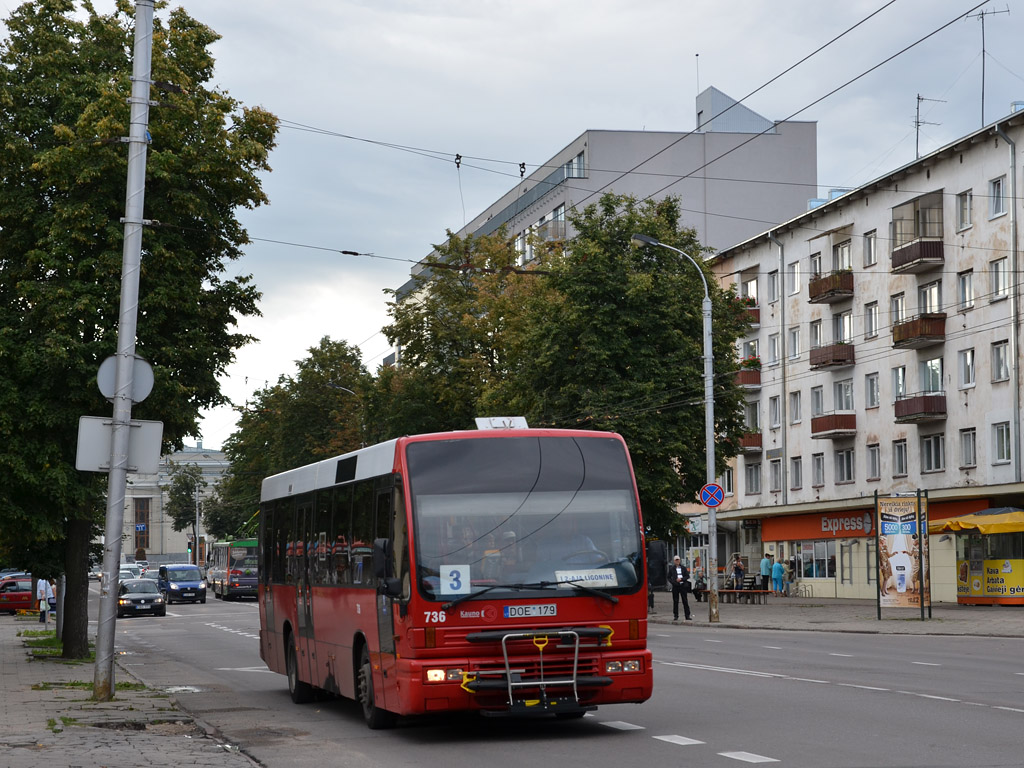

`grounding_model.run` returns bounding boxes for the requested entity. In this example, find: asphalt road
[96,585,1024,768]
